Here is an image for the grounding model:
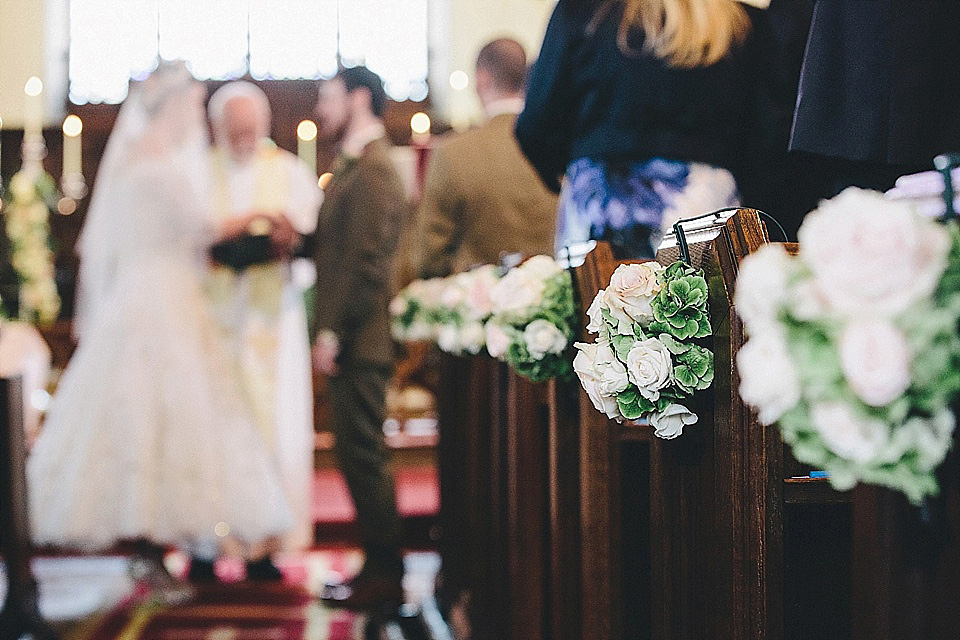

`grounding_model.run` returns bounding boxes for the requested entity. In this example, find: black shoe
[320,571,404,611]
[187,557,217,583]
[246,556,284,582]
